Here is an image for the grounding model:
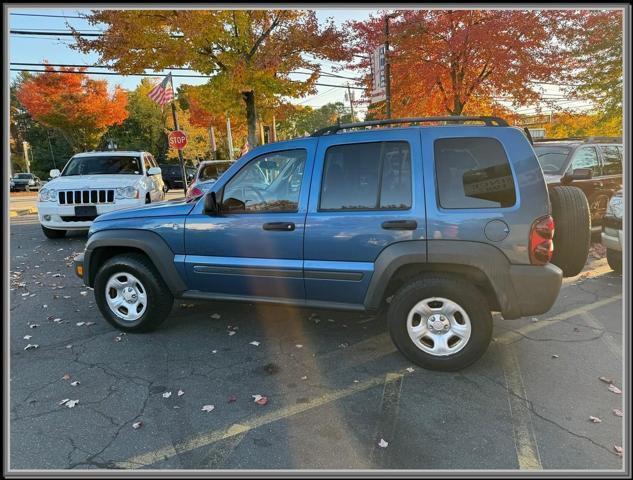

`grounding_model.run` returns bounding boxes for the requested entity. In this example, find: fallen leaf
[599,376,614,384]
[252,395,268,405]
[406,367,415,373]
[301,376,307,380]
[70,381,80,387]
[24,344,39,350]
[132,421,143,429]
[180,303,195,308]
[62,373,71,380]
[228,331,236,336]
[59,398,70,406]
[23,335,32,340]
[614,445,623,456]
[85,322,95,326]
[531,317,539,322]
[29,324,39,329]
[76,322,85,327]
[177,390,184,396]
[249,341,260,346]
[589,416,602,423]
[52,273,61,277]
[211,350,217,354]
[53,318,62,324]
[66,399,79,408]
[65,344,73,349]
[210,313,221,319]
[295,344,303,349]
[80,291,88,296]
[608,384,622,394]
[201,404,215,412]
[613,409,623,417]
[552,354,559,359]
[114,336,122,342]
[339,342,350,348]
[228,394,237,403]
[162,391,172,398]
[378,438,389,448]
